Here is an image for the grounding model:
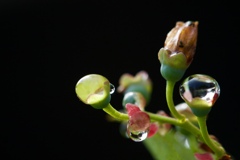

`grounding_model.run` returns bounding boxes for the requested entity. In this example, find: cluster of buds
[117,71,171,141]
[75,21,232,160]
